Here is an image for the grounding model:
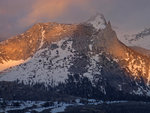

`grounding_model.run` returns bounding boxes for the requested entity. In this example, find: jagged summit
[86,13,107,31]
